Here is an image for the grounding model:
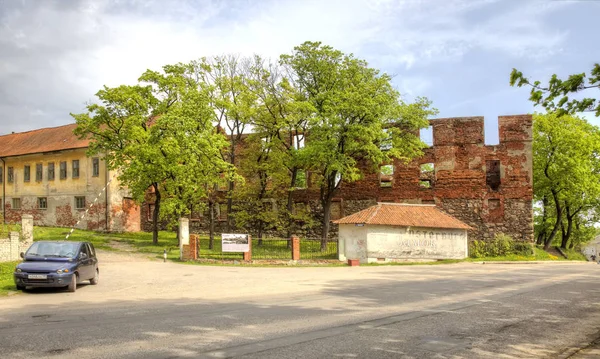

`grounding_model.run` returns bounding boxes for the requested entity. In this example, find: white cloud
[0,0,581,133]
